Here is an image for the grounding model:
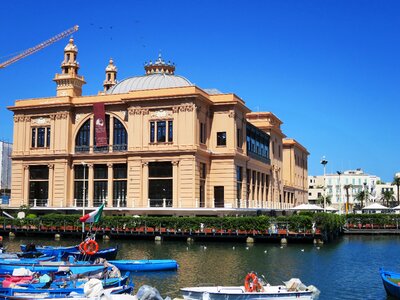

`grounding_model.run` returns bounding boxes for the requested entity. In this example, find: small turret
[53,37,86,97]
[103,58,118,92]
